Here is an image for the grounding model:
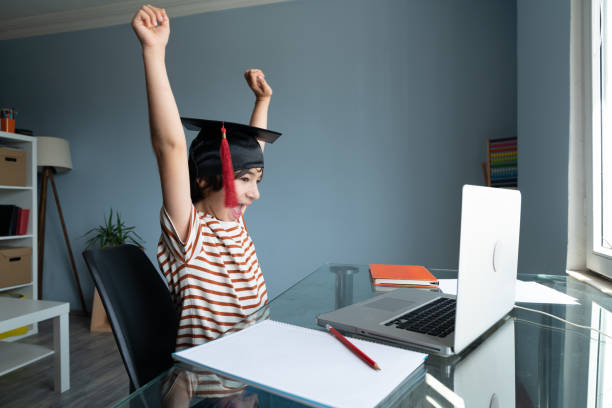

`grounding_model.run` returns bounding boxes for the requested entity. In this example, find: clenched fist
[244,69,273,100]
[132,5,169,50]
